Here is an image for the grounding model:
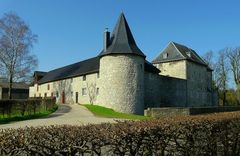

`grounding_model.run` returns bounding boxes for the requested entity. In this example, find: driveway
[0,104,118,129]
